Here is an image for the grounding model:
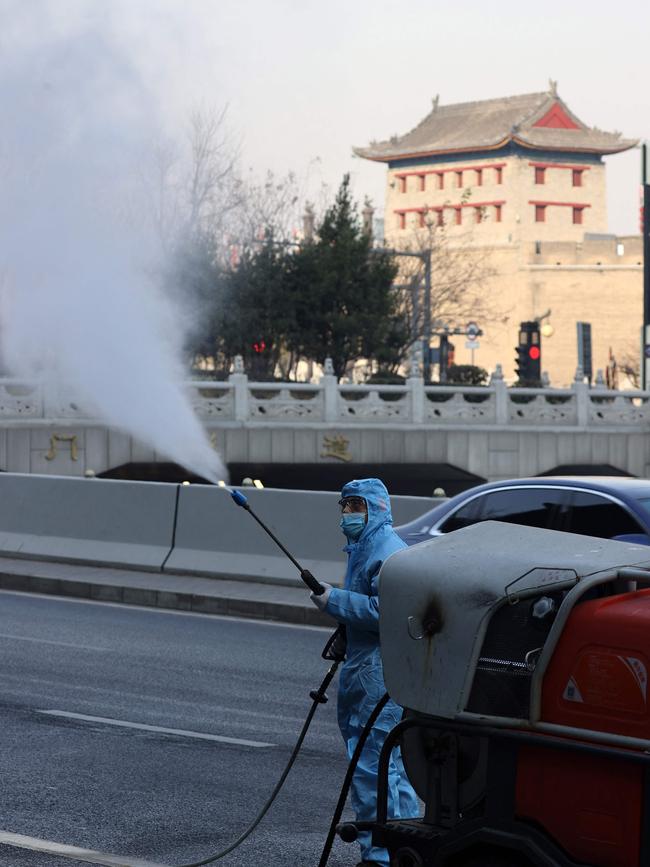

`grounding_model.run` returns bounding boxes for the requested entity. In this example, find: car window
[477,487,565,529]
[636,497,650,522]
[565,491,644,538]
[438,498,482,533]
